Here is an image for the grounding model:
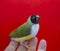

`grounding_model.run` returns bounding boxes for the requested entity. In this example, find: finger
[28,37,38,51]
[38,39,47,51]
[17,45,26,51]
[17,37,38,51]
[4,40,18,51]
[17,40,29,51]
